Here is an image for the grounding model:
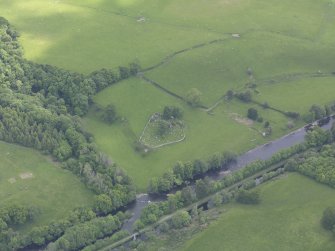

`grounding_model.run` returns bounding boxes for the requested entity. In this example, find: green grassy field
[255,77,335,114]
[2,0,335,191]
[147,31,335,106]
[0,141,94,232]
[84,78,265,190]
[181,173,335,251]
